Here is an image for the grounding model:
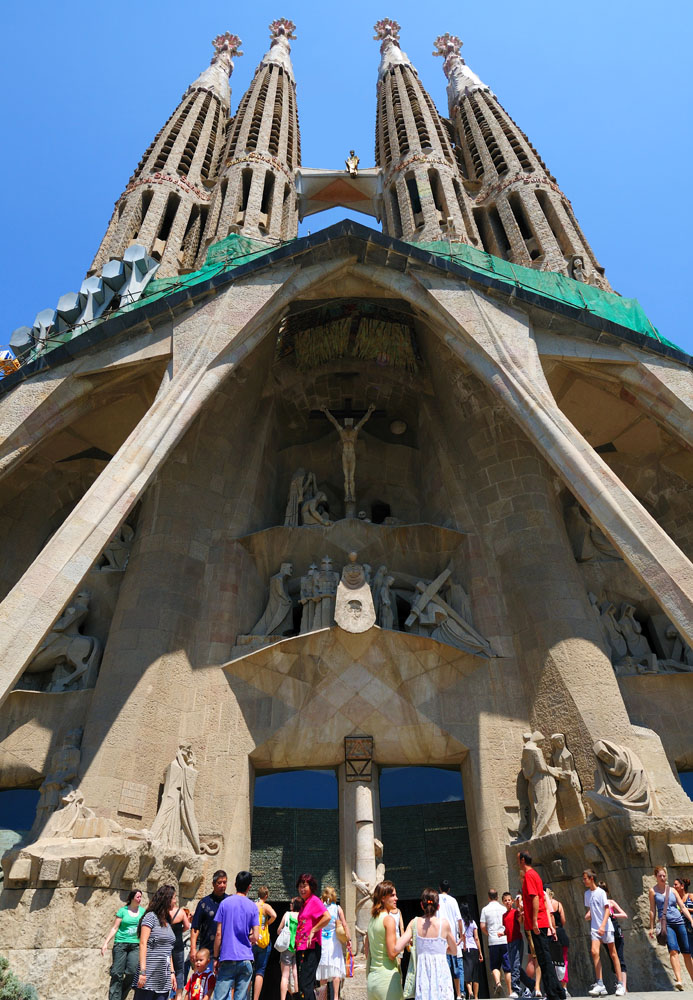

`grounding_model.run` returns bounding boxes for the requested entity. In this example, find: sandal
[674,982,684,991]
